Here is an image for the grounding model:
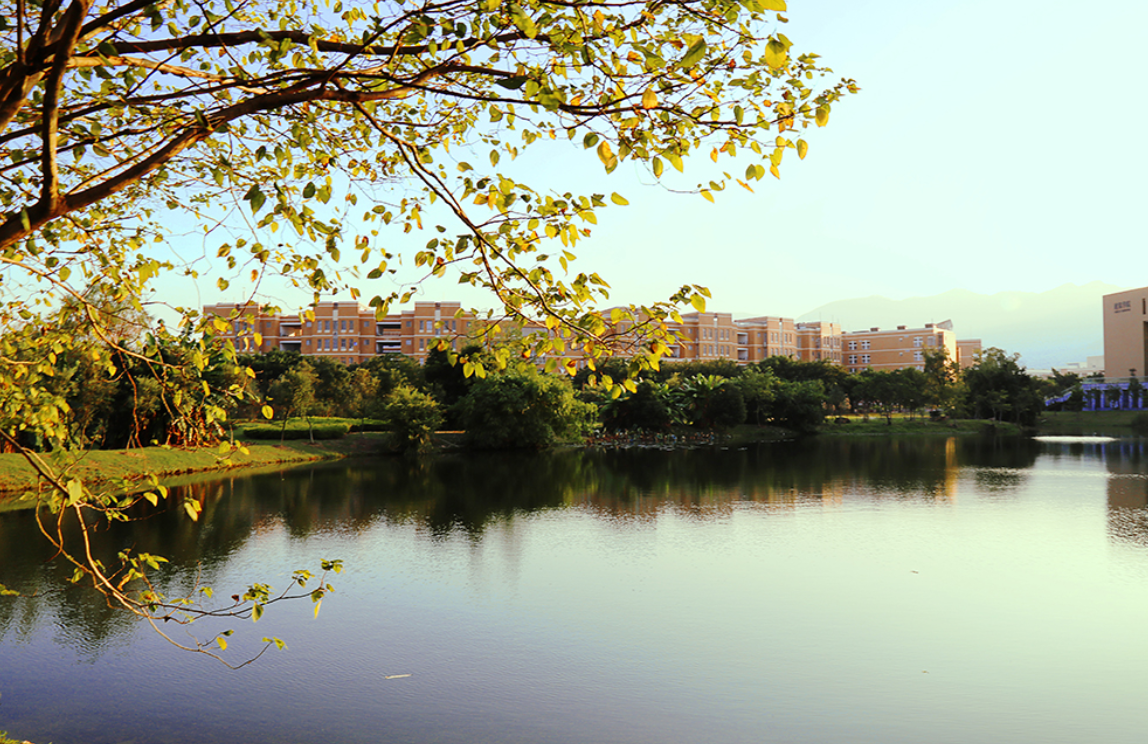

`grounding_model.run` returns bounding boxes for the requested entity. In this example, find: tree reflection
[0,436,1049,649]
